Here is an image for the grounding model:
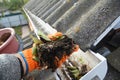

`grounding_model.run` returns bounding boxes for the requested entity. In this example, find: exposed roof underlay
[24,0,120,51]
